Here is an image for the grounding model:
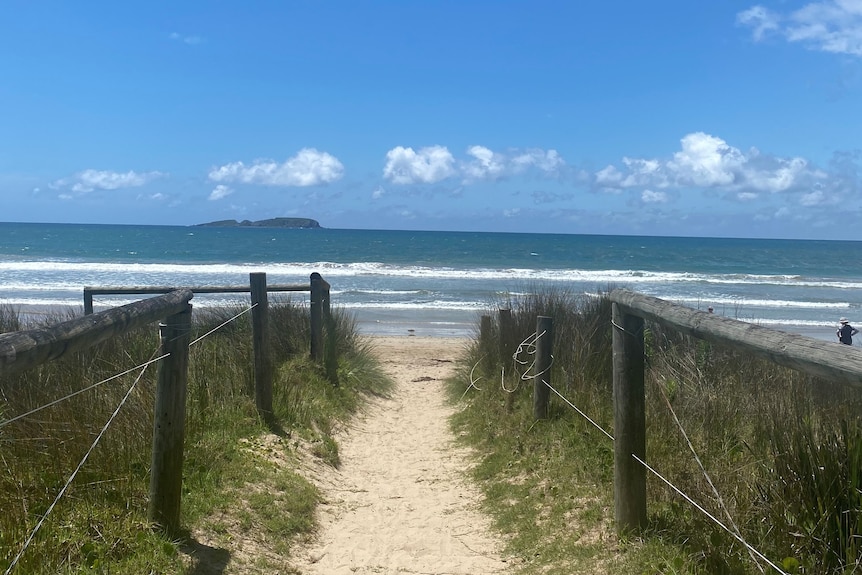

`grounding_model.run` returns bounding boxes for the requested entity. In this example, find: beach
[289,335,511,574]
